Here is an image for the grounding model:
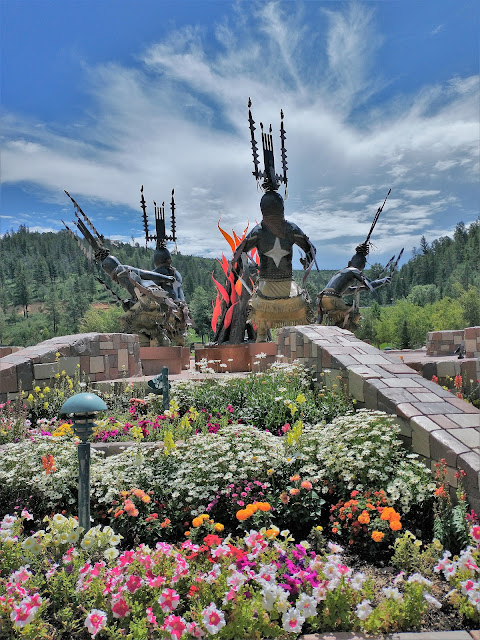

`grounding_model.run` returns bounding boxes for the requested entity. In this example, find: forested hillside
[1,219,479,348]
[0,226,333,346]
